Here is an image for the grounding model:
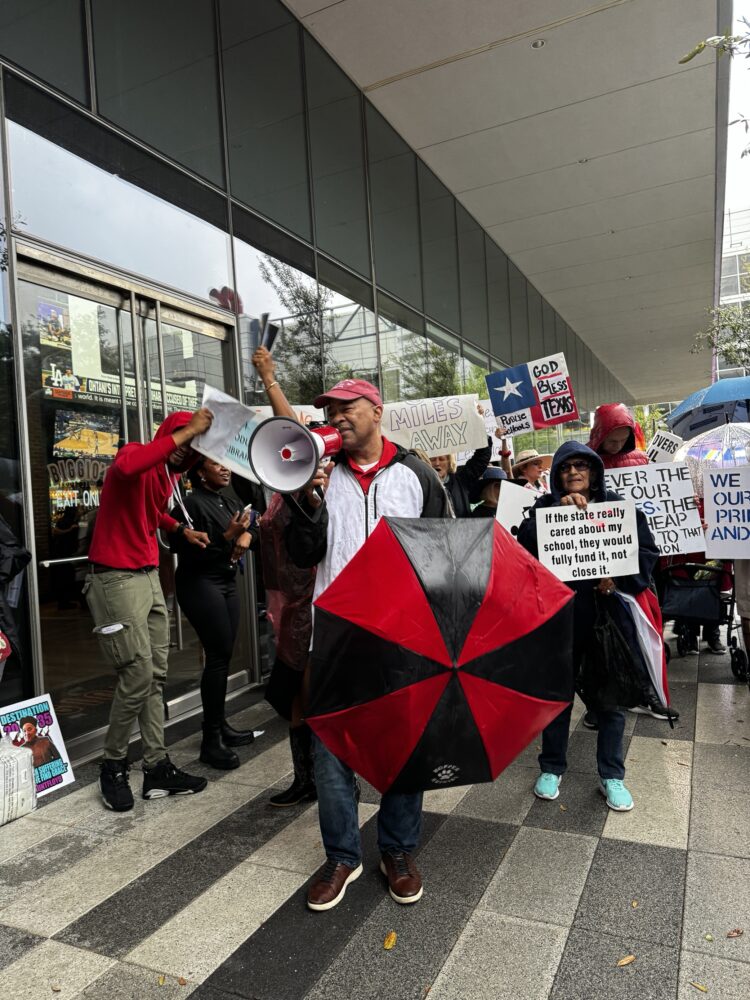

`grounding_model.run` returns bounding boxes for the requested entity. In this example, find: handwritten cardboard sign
[646,431,682,464]
[485,353,578,437]
[703,466,750,558]
[382,395,486,457]
[605,462,703,556]
[536,502,640,582]
[457,401,508,466]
